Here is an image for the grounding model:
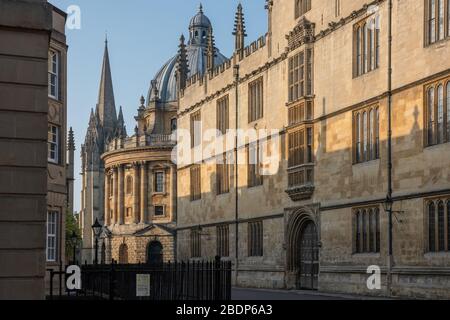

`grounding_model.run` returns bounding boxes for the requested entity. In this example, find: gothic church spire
[96,38,117,139]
